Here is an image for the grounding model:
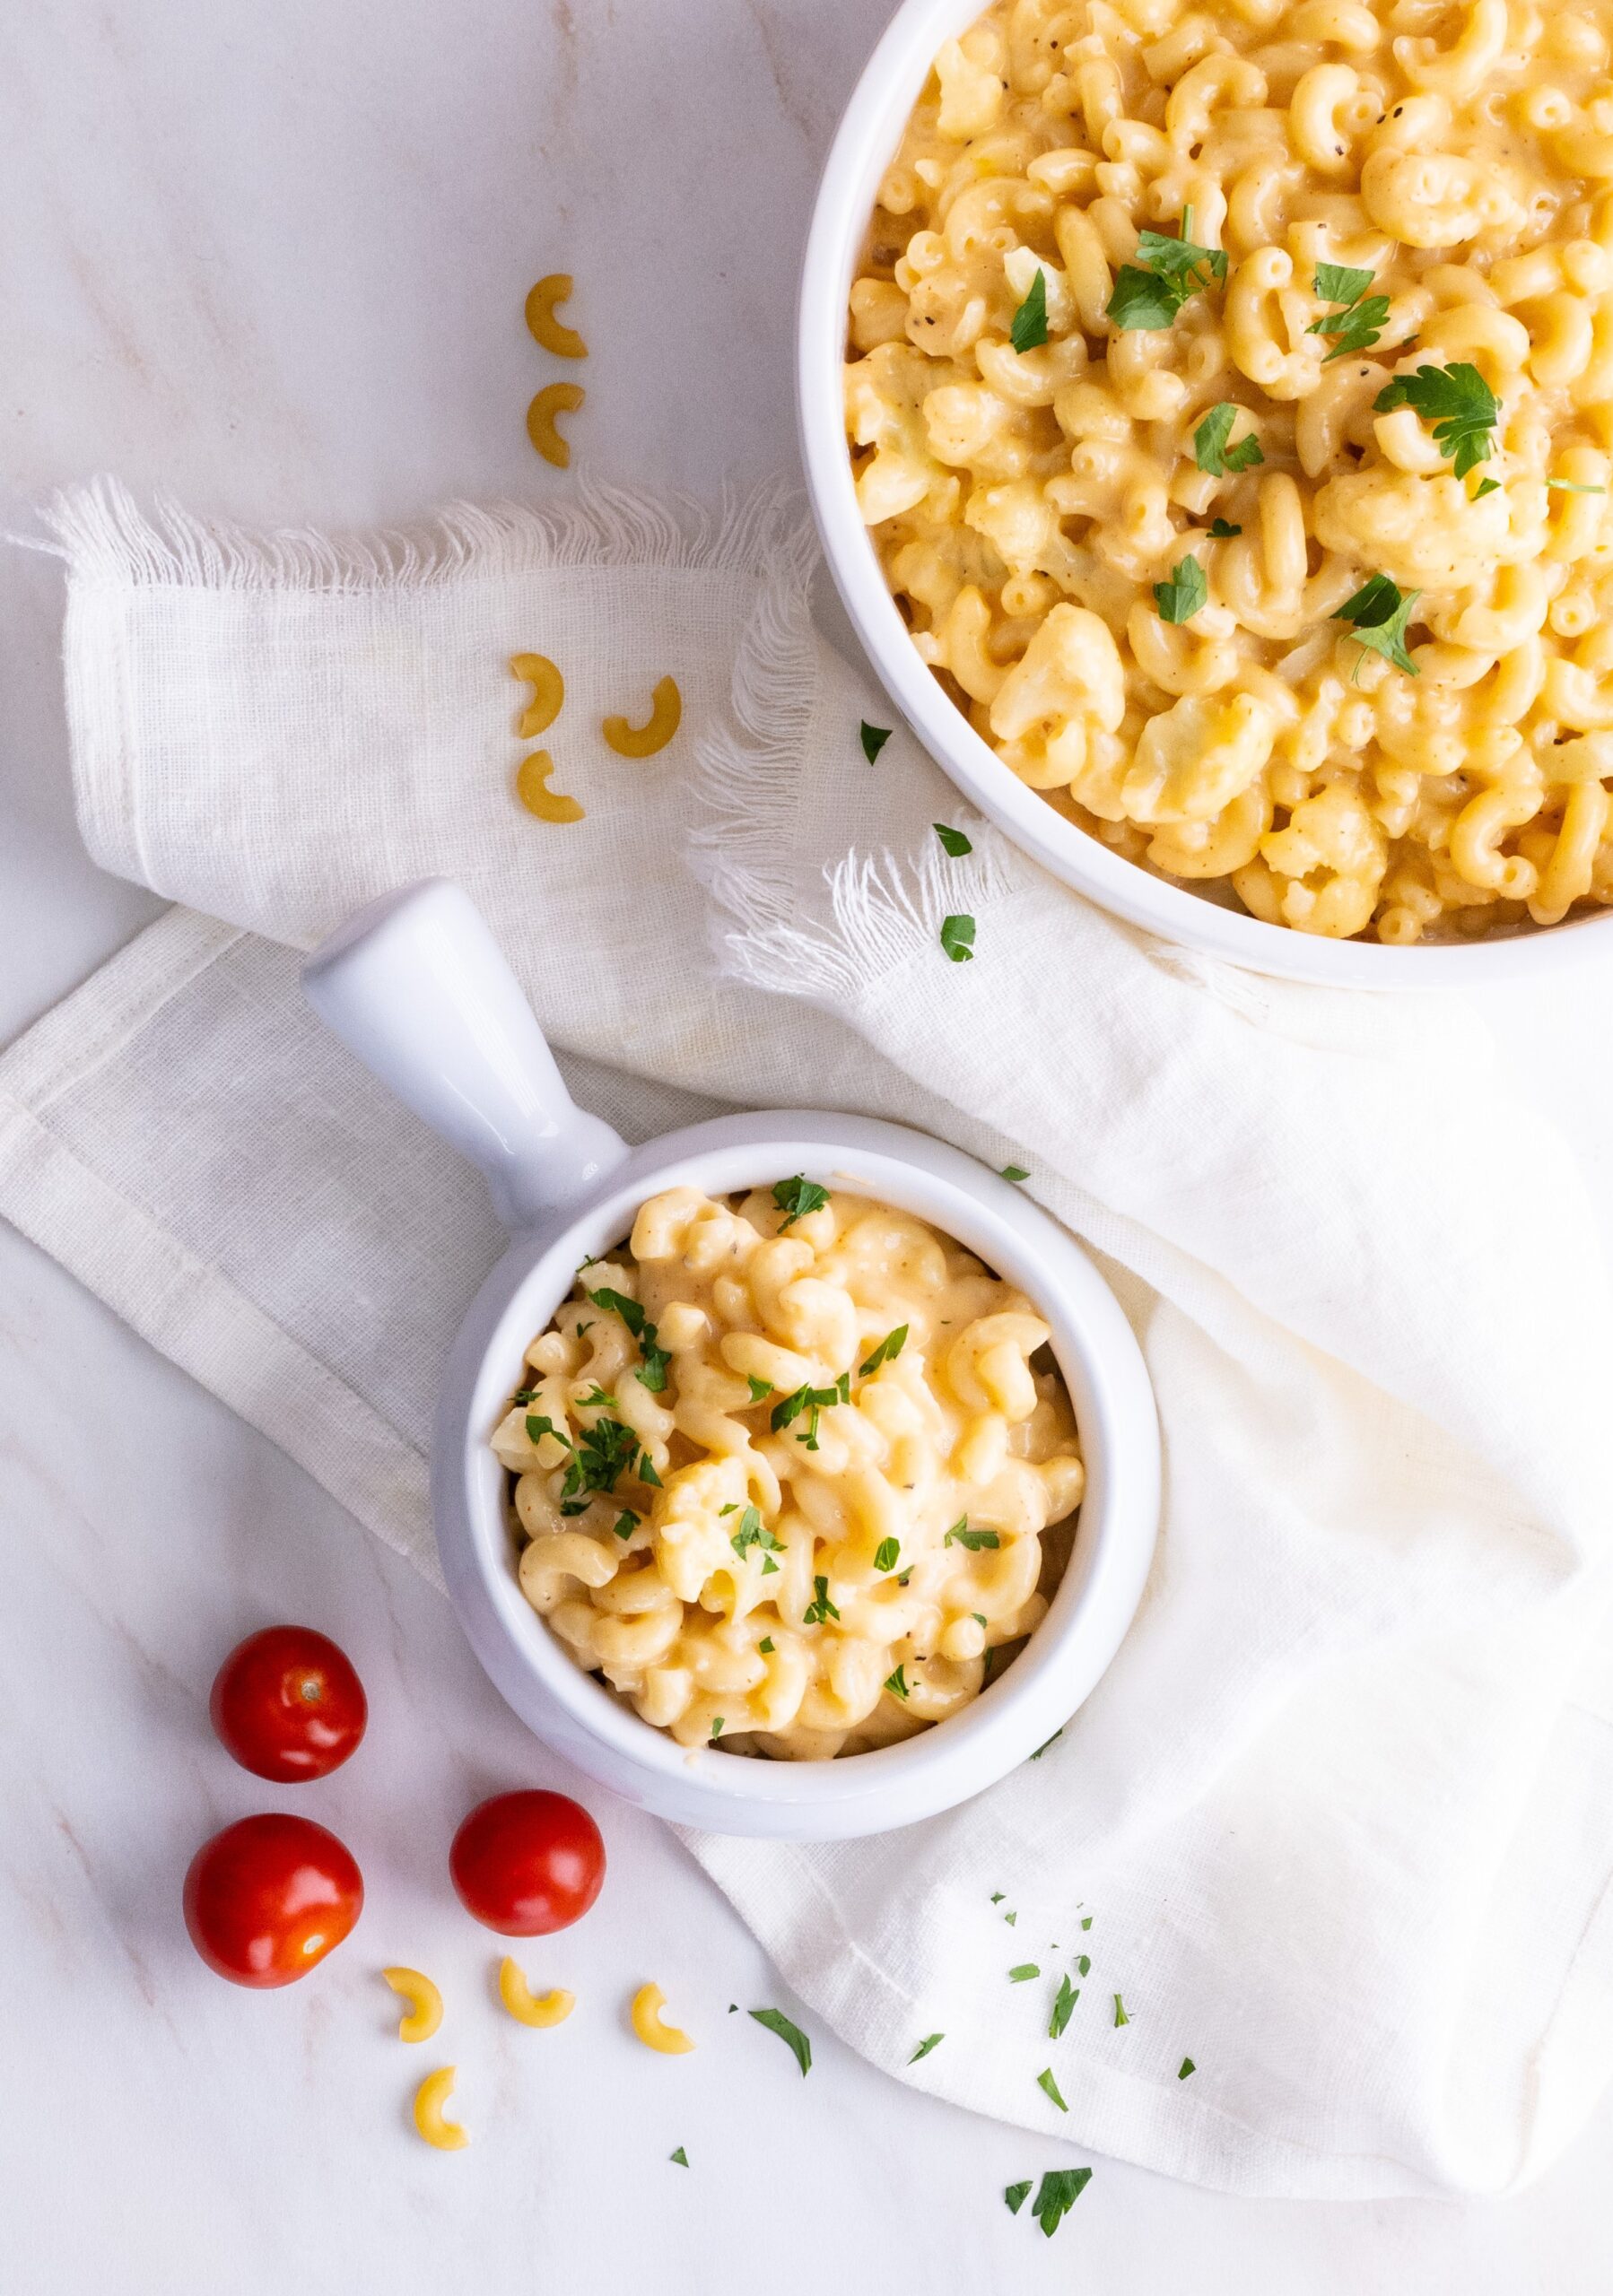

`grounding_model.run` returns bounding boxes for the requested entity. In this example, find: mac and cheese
[491,1181,1084,1758]
[847,0,1613,942]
